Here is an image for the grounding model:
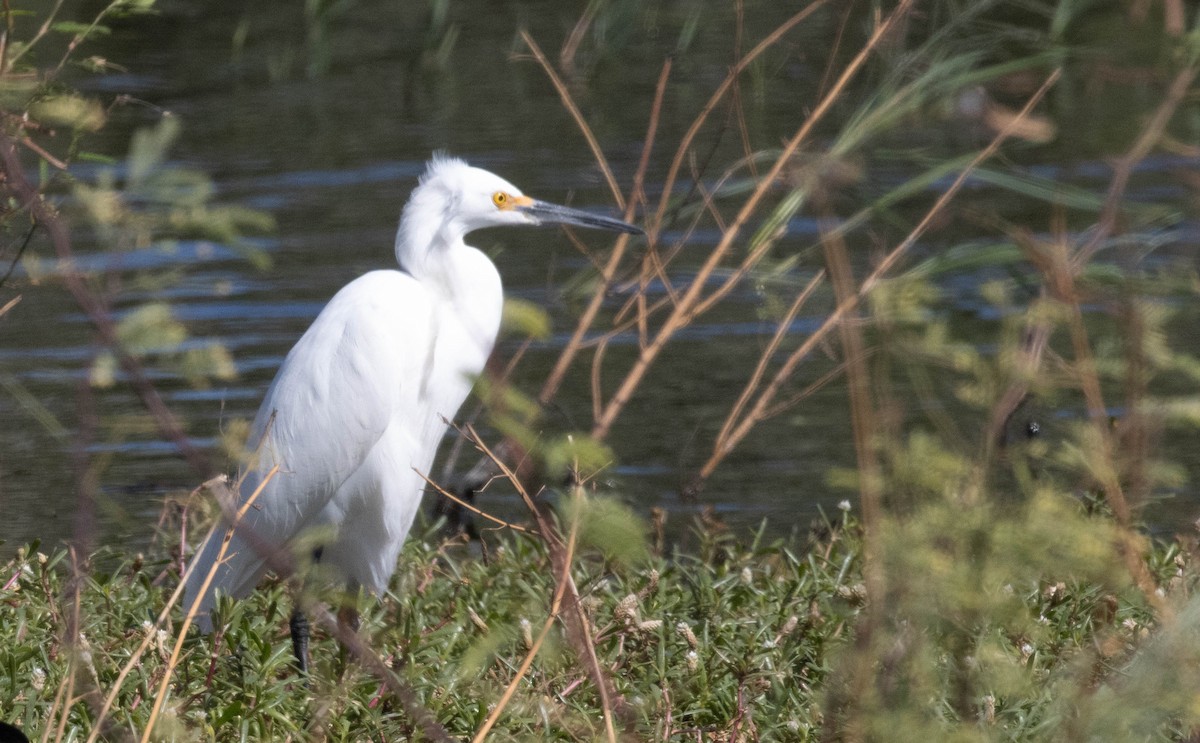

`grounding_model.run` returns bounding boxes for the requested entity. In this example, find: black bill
[519,199,644,235]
